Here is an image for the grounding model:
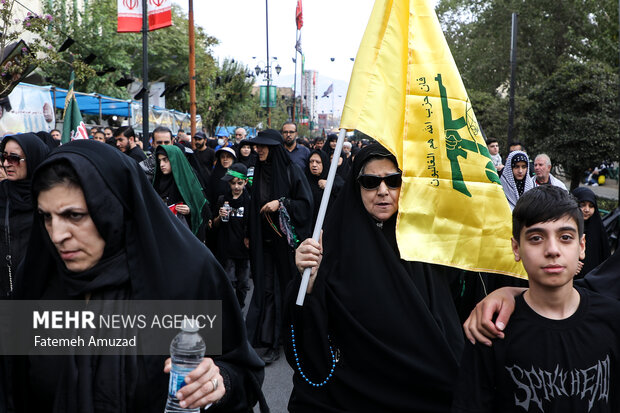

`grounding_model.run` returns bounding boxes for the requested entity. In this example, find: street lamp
[253,56,281,126]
